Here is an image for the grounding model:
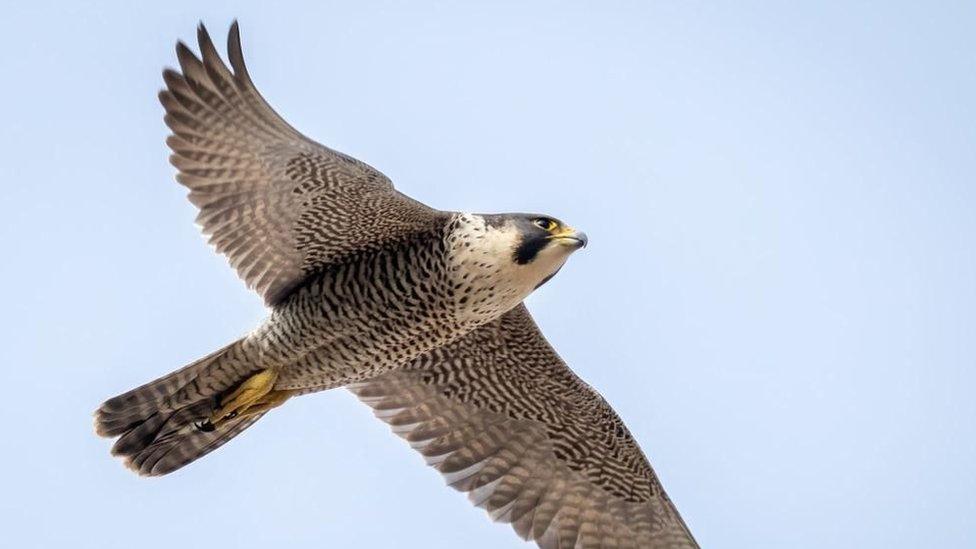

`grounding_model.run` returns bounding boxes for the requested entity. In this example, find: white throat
[444,213,571,323]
